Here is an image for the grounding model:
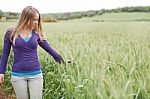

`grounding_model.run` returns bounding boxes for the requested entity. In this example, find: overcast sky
[0,0,150,13]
